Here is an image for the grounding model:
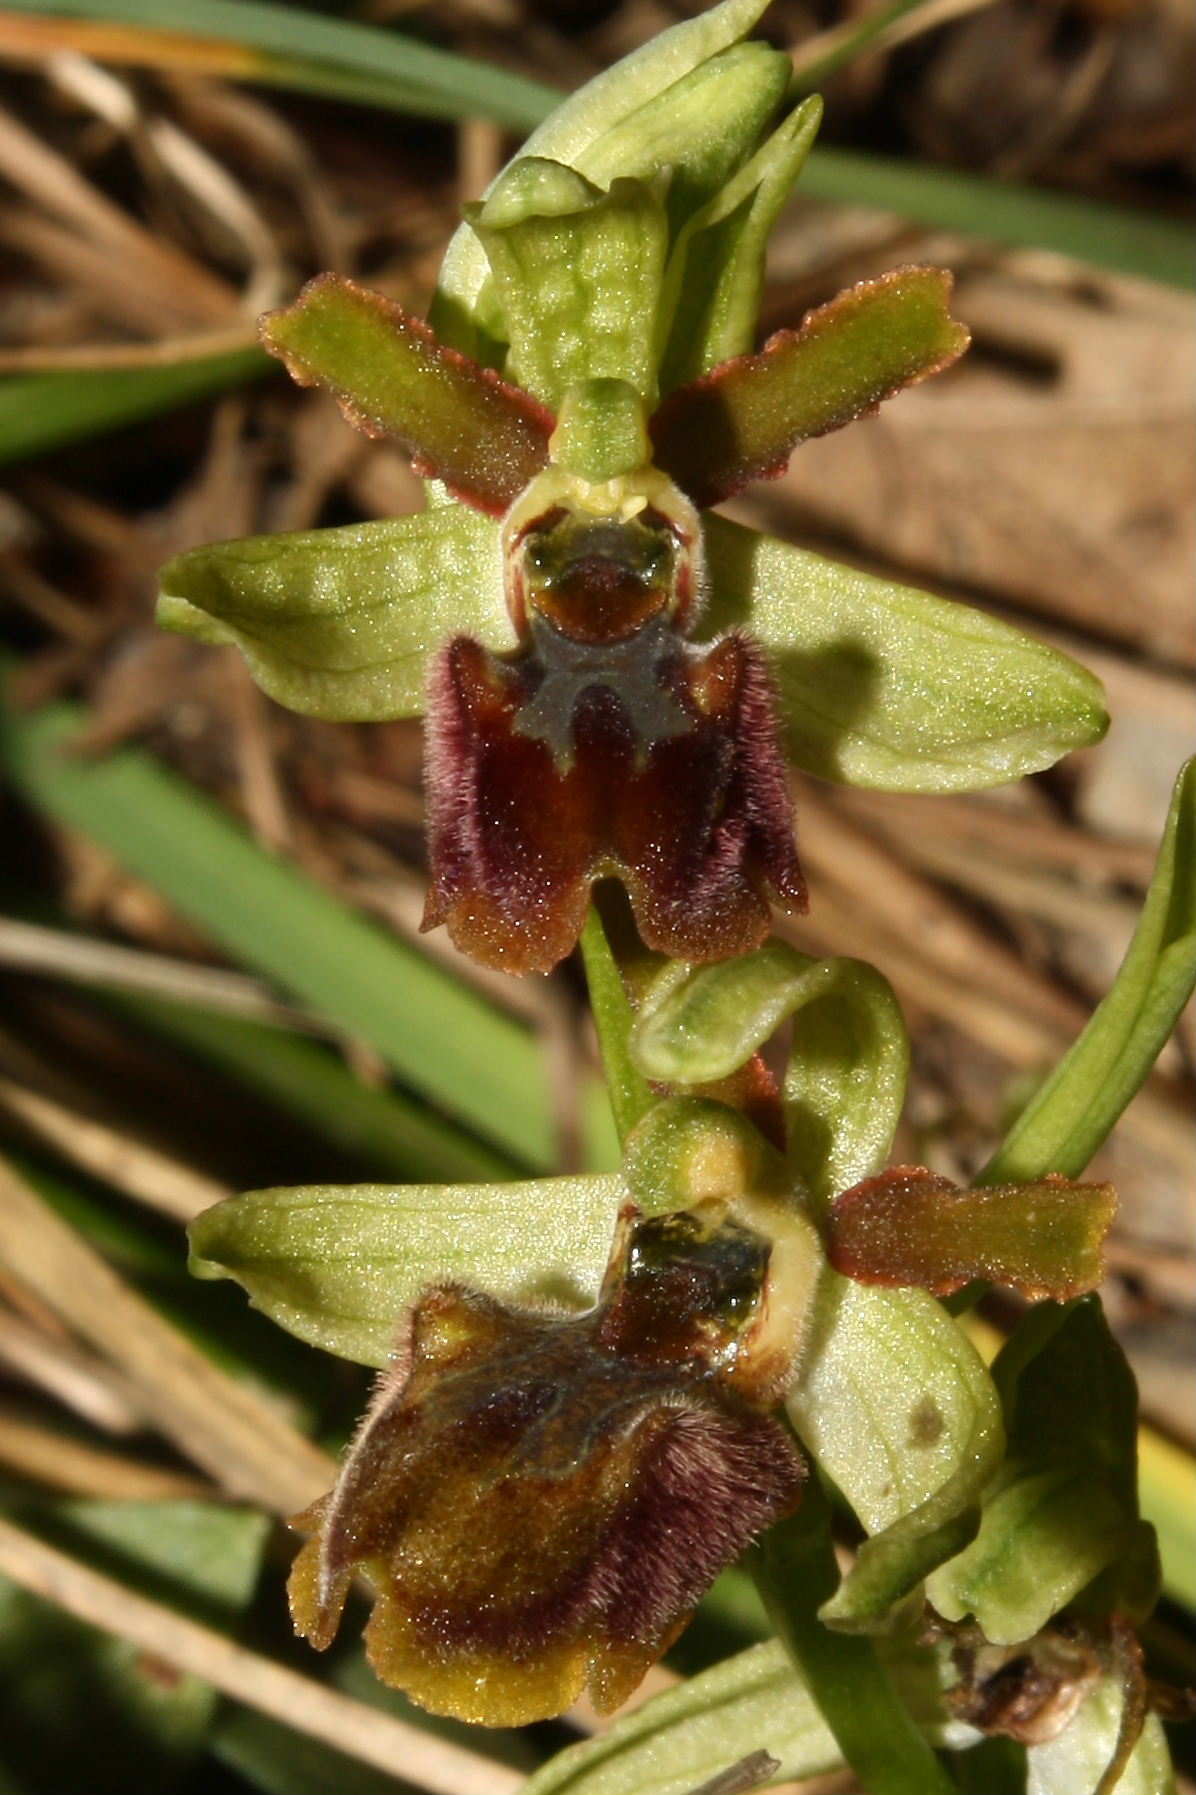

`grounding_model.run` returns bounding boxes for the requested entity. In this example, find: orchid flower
[157,0,1104,973]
